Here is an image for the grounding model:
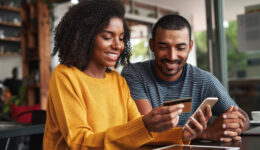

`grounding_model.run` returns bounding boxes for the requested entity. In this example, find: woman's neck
[84,64,107,79]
